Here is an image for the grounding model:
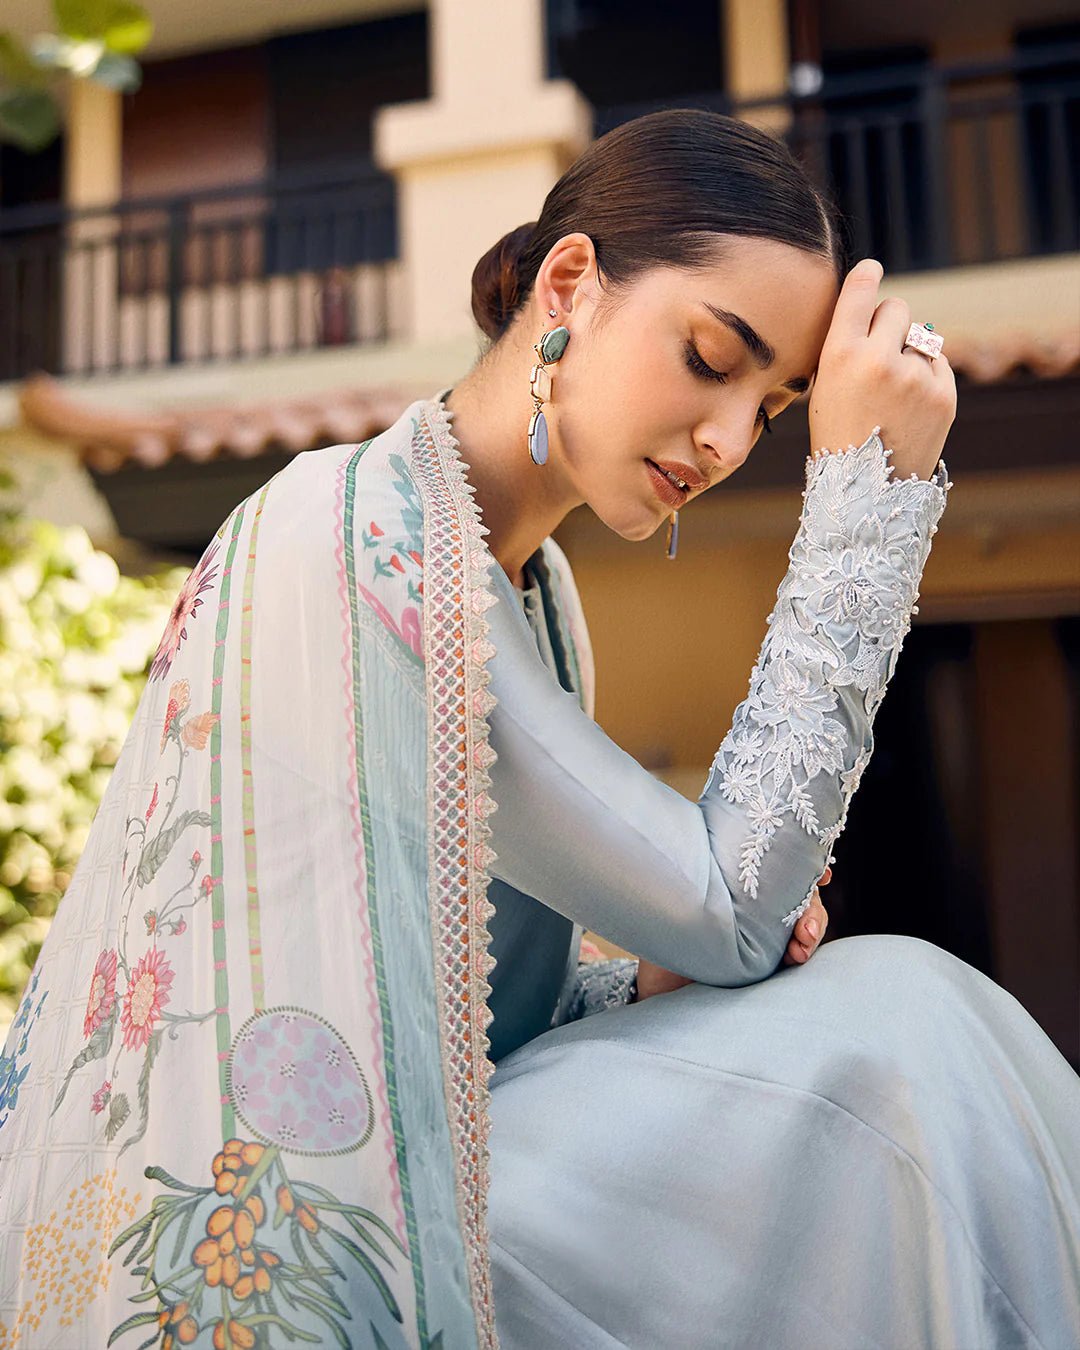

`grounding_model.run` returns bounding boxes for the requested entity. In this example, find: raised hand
[808,258,956,480]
